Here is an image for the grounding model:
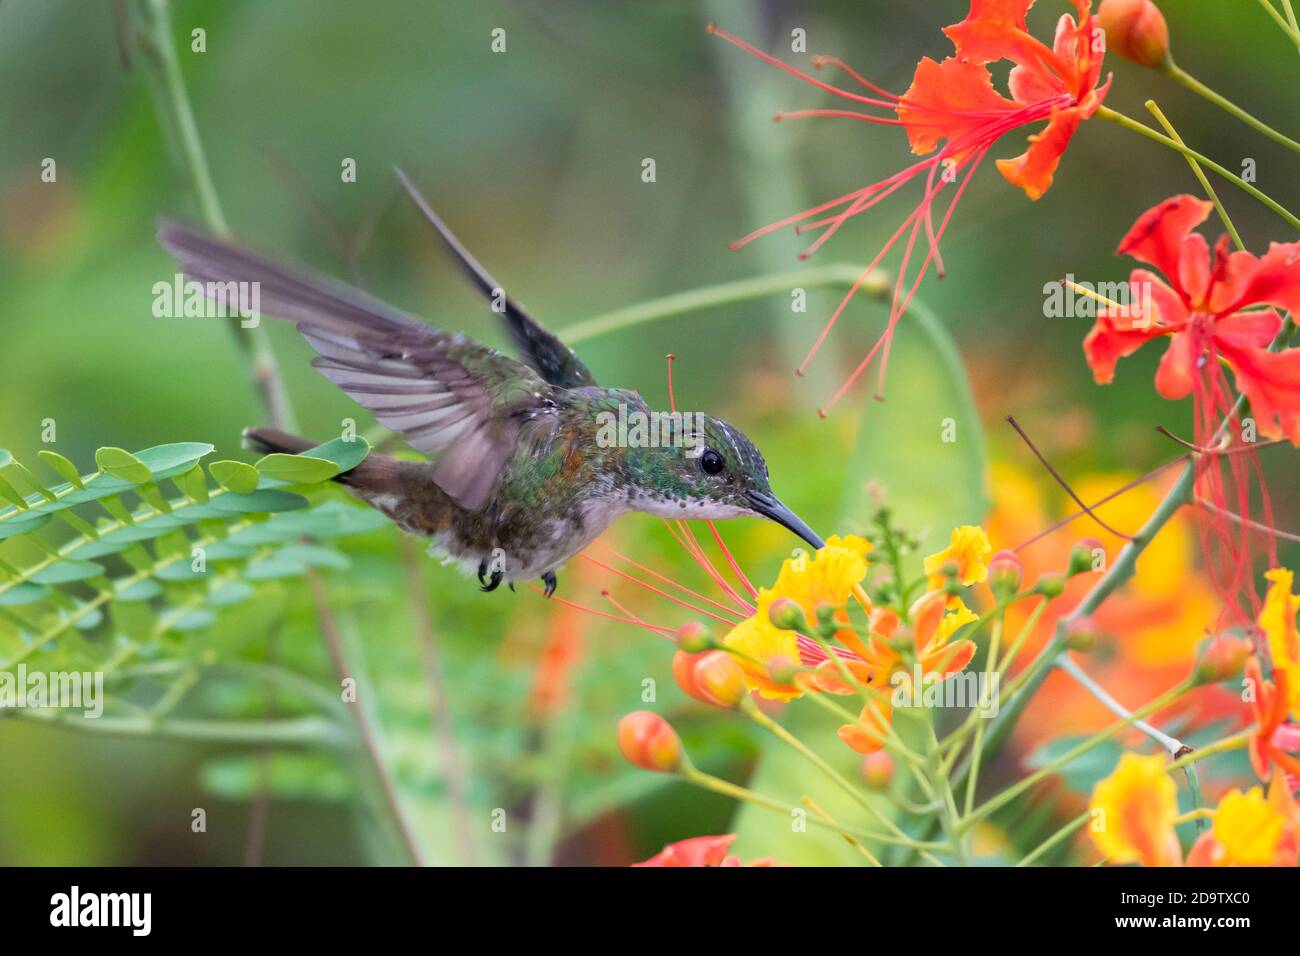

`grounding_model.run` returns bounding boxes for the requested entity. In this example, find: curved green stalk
[1162,60,1300,154]
[1098,105,1300,231]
